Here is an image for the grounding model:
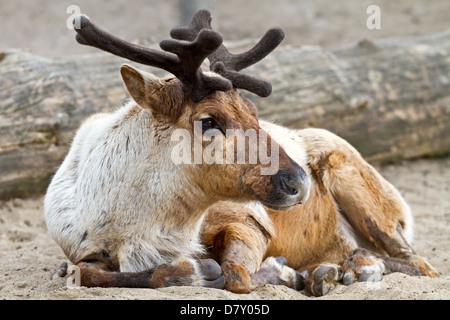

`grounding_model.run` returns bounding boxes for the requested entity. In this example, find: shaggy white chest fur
[44,103,207,272]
